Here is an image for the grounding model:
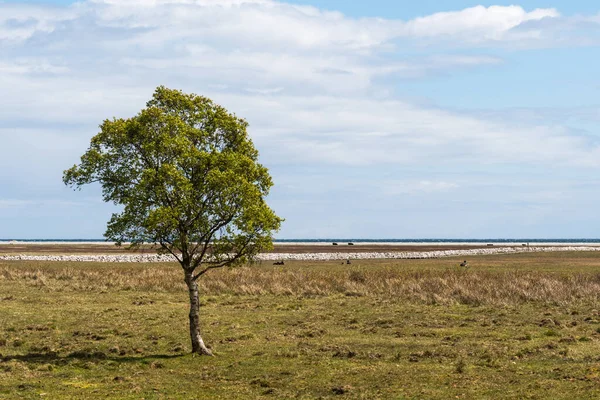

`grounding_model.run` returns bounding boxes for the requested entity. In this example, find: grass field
[2,252,600,399]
